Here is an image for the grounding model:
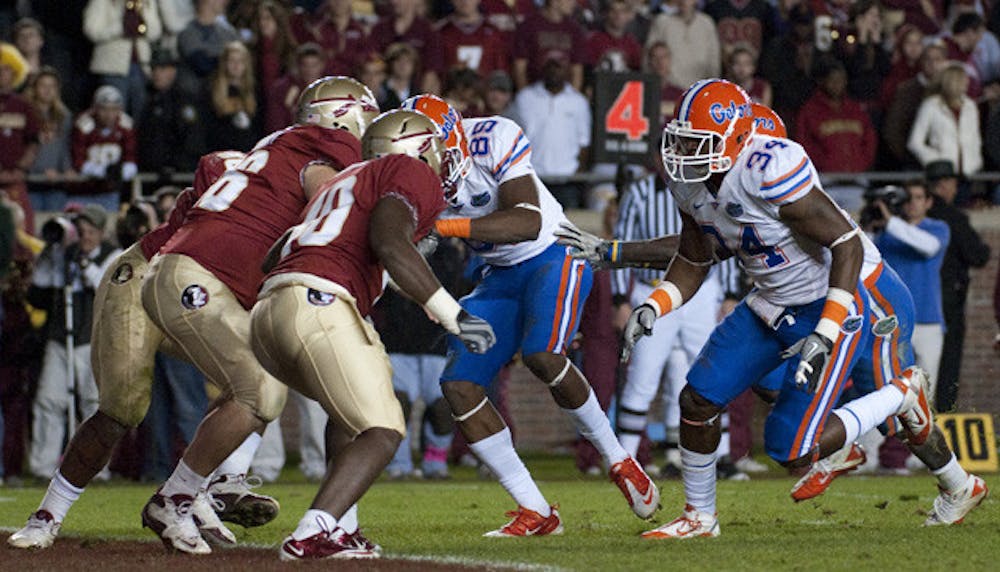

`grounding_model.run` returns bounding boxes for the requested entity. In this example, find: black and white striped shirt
[611,174,743,300]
